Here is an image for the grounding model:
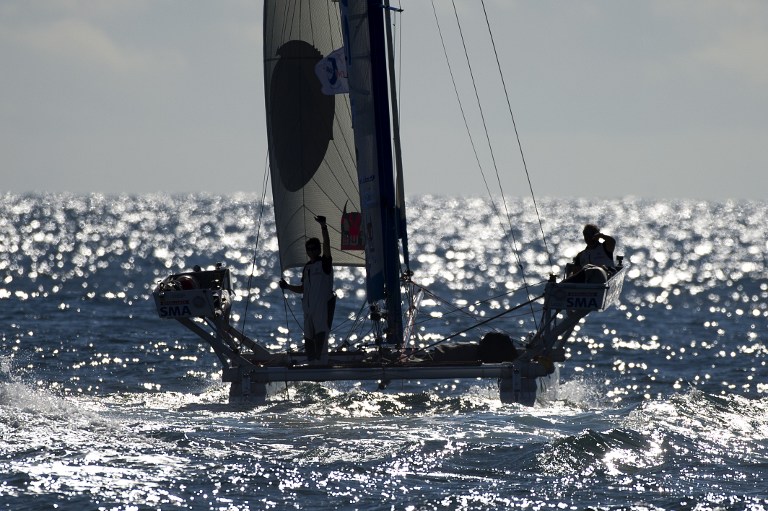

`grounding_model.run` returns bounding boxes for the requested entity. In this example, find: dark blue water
[1,194,767,510]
